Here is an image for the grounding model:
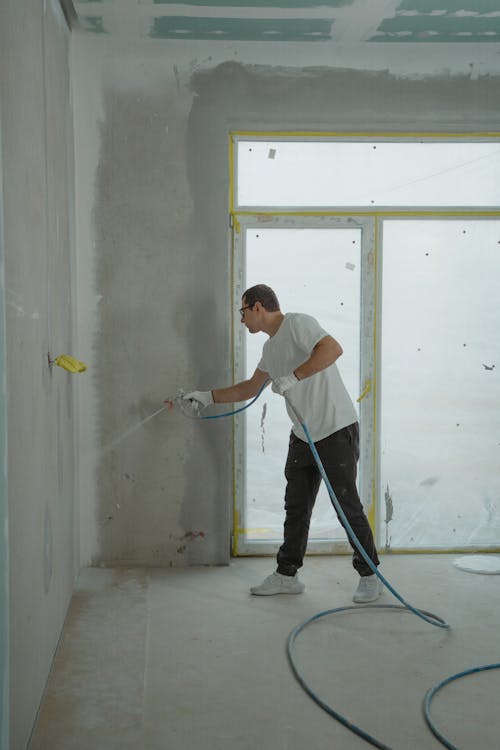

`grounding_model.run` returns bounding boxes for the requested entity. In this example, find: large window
[380,219,500,550]
[237,138,500,208]
[232,134,500,556]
